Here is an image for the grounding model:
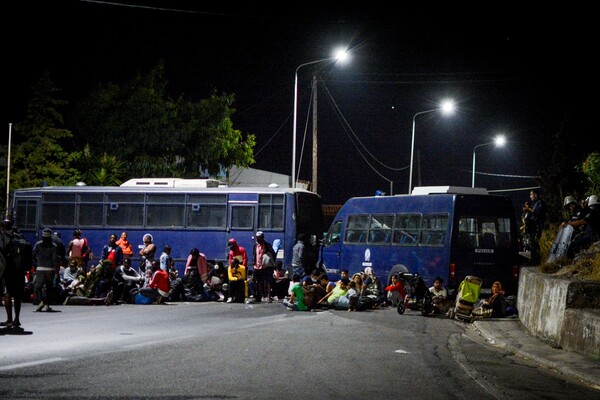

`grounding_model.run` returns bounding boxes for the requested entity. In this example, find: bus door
[227,198,256,263]
[320,219,343,275]
[451,214,518,296]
